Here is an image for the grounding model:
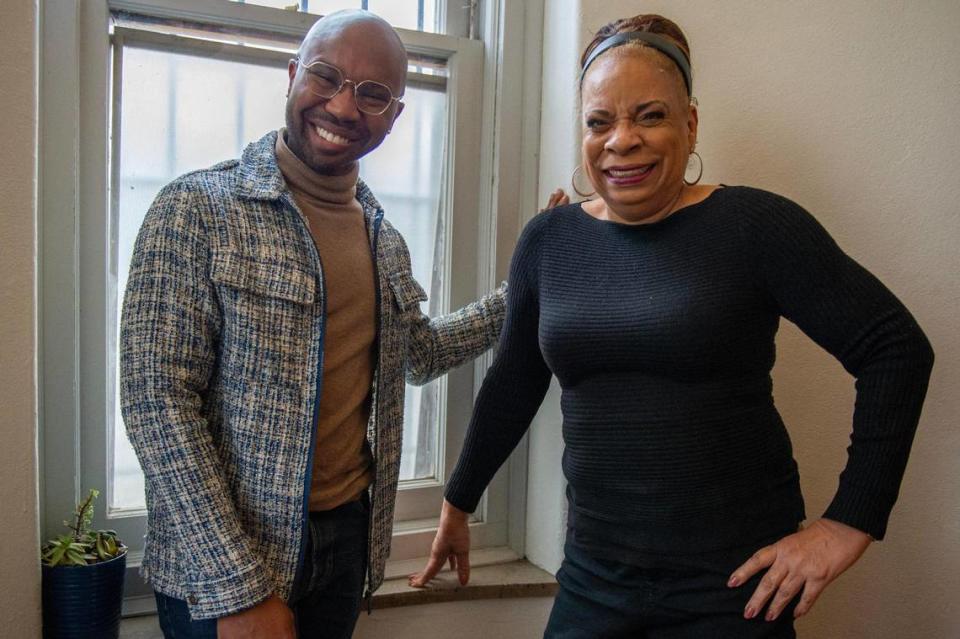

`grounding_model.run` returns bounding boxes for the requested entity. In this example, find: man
[120,10,505,638]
